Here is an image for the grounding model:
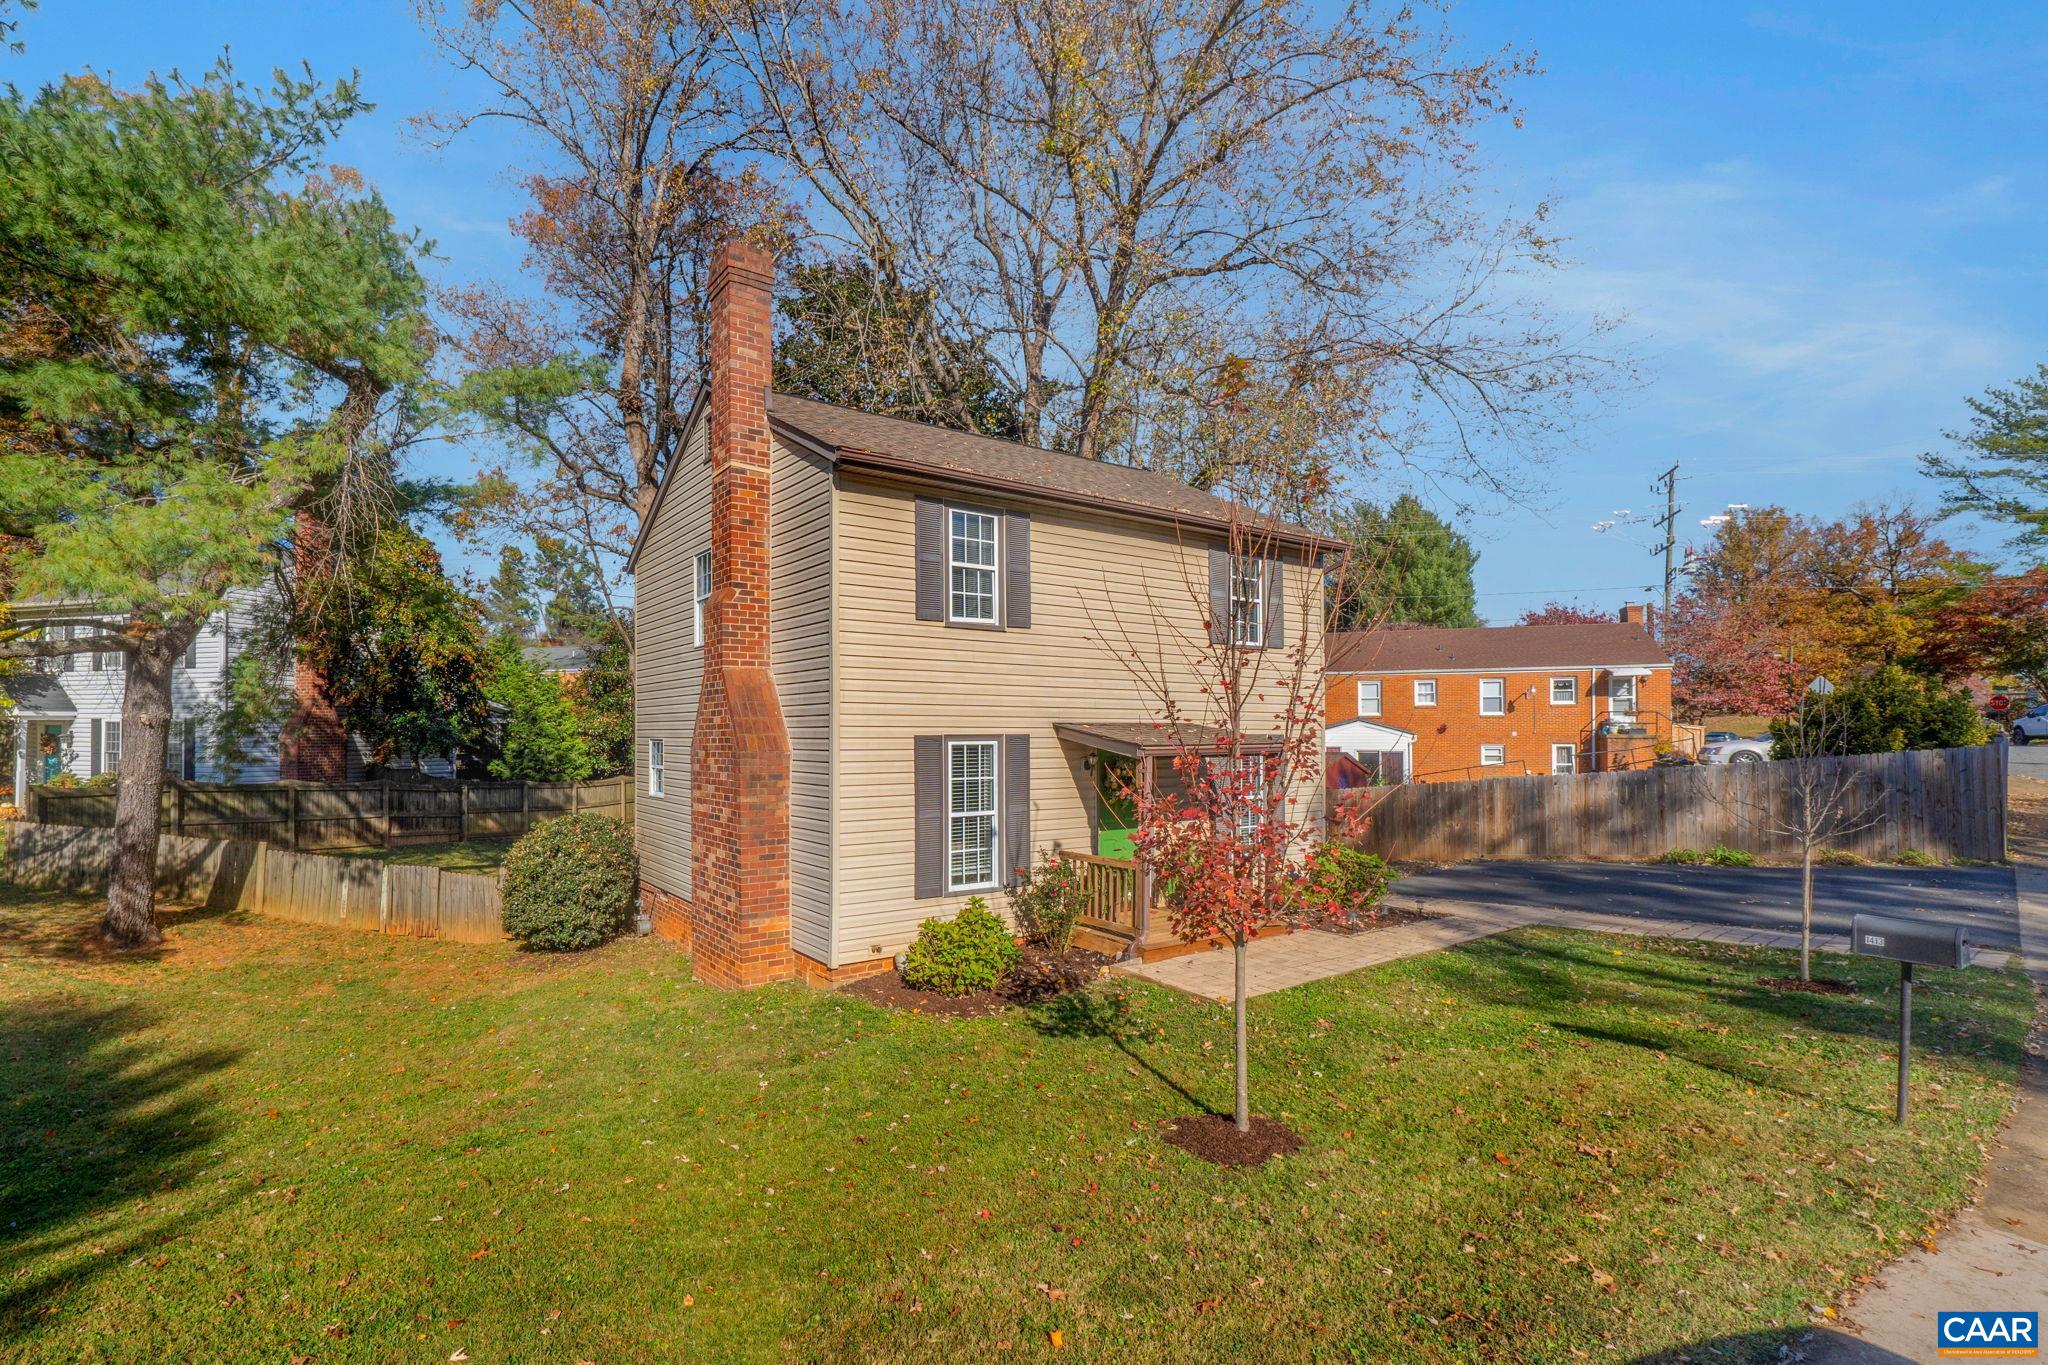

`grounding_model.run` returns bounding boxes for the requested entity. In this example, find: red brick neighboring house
[1325,606,1674,783]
